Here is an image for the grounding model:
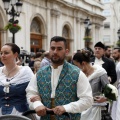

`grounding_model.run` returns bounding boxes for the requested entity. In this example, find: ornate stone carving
[51,9,61,17]
[94,23,102,28]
